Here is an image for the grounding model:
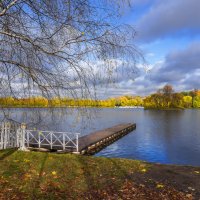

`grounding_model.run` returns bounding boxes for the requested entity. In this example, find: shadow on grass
[73,155,137,200]
[31,153,48,199]
[75,155,95,190]
[110,159,132,179]
[0,148,17,160]
[75,155,131,192]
